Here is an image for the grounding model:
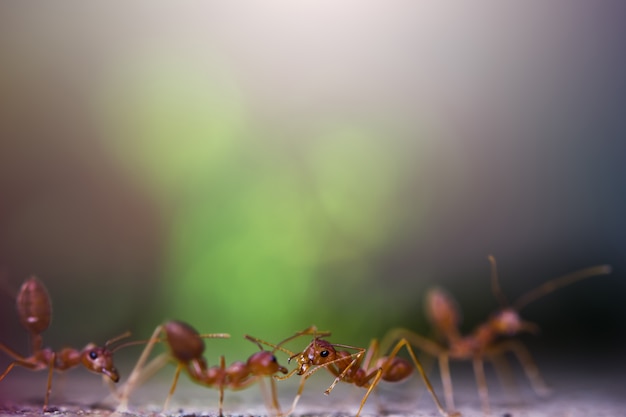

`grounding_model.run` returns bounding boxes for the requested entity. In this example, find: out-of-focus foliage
[95,54,436,350]
[1,2,625,362]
